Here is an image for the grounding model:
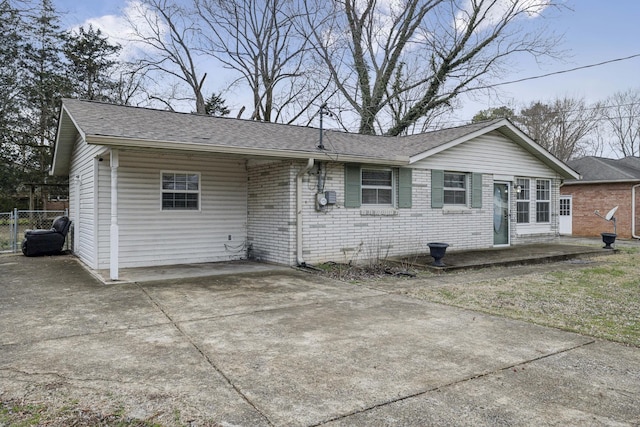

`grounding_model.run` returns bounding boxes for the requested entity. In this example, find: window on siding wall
[536,179,550,222]
[443,172,467,205]
[516,178,530,223]
[361,168,393,205]
[161,172,200,210]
